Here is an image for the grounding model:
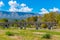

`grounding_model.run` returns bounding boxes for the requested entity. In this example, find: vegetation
[0,12,60,29]
[42,33,51,39]
[41,24,47,28]
[6,31,14,36]
[25,12,60,29]
[0,29,60,40]
[0,12,60,40]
